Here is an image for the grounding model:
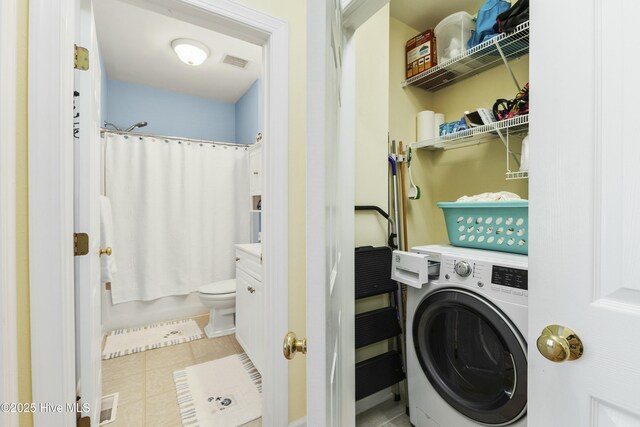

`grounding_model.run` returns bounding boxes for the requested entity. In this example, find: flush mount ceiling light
[171,39,210,66]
